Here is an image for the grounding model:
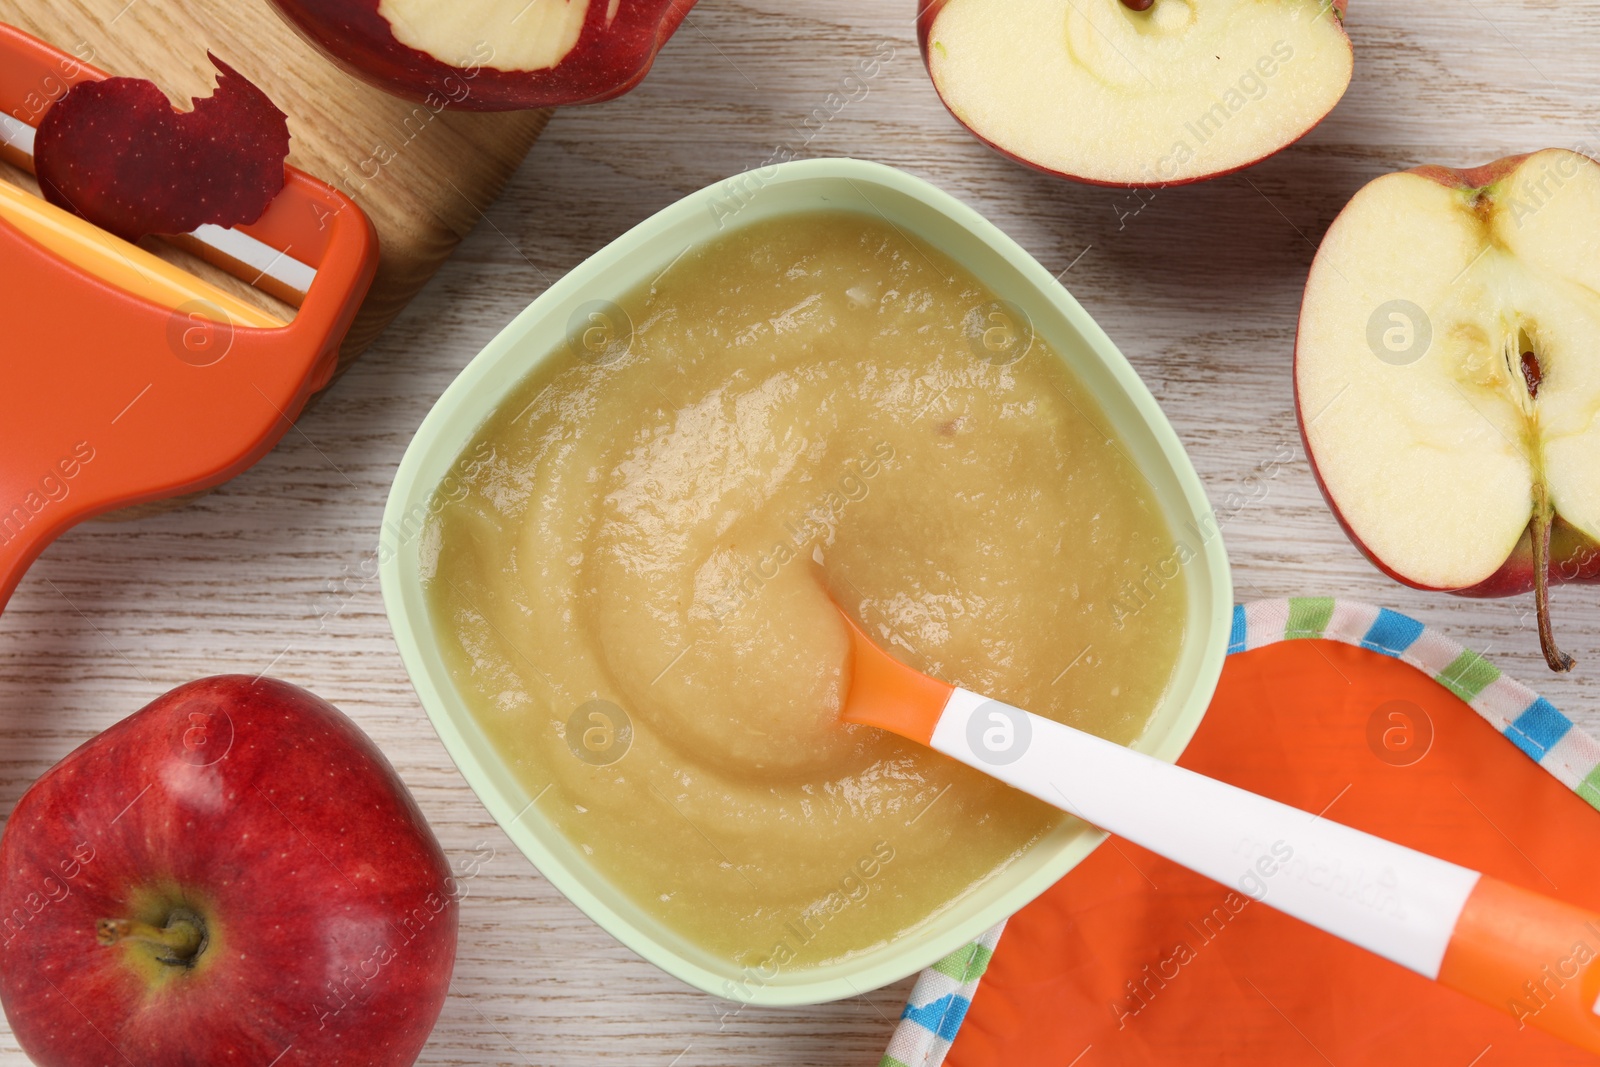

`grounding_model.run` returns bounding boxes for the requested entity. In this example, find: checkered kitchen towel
[882,598,1600,1067]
